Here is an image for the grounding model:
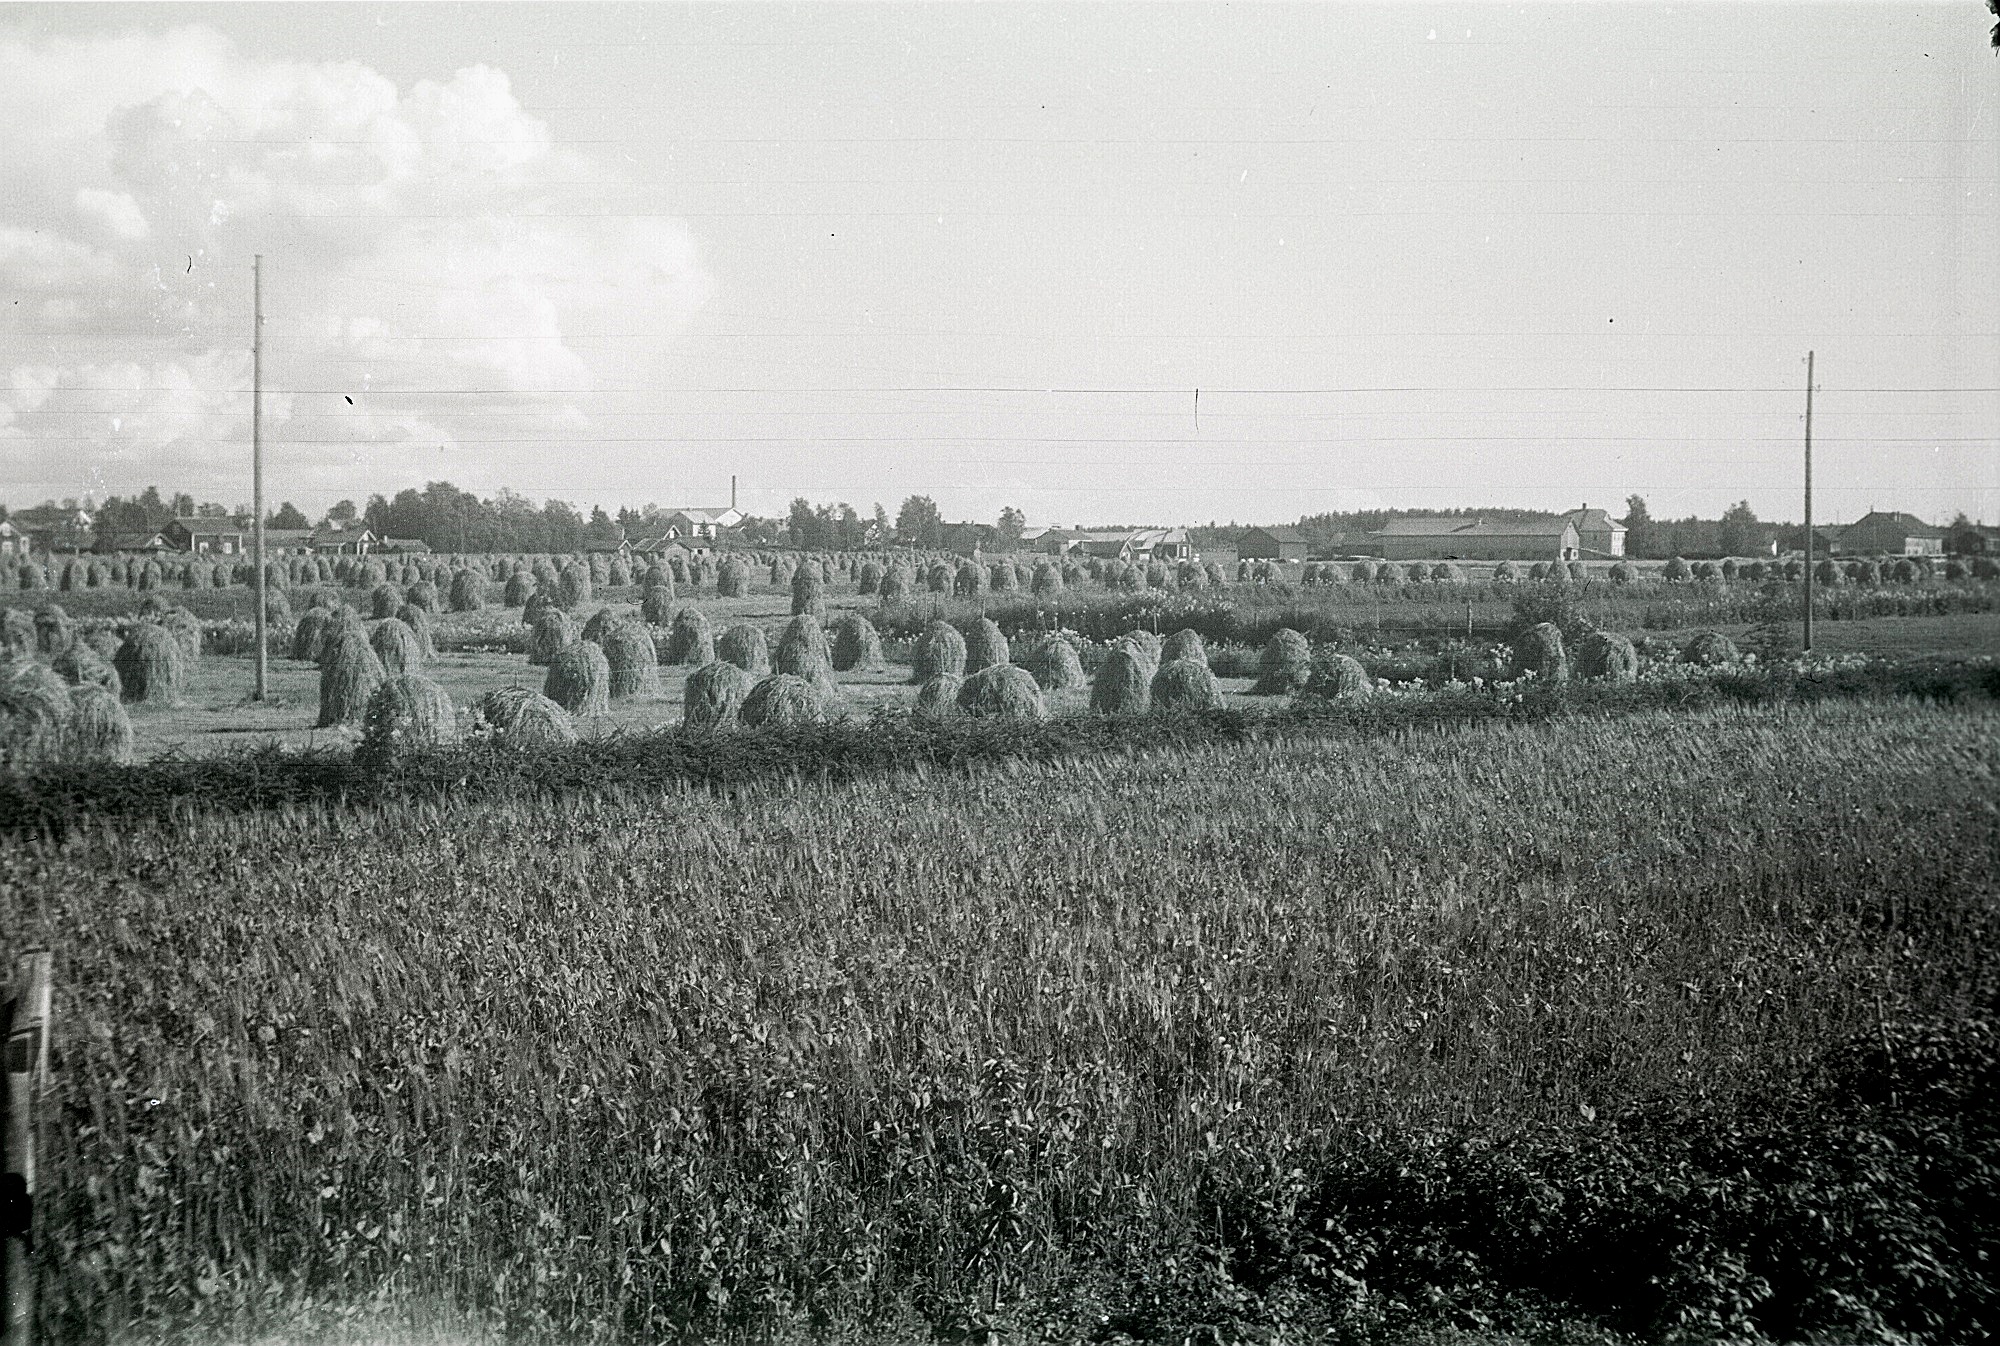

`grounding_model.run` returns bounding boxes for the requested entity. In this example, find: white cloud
[0,25,711,507]
[75,188,149,241]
